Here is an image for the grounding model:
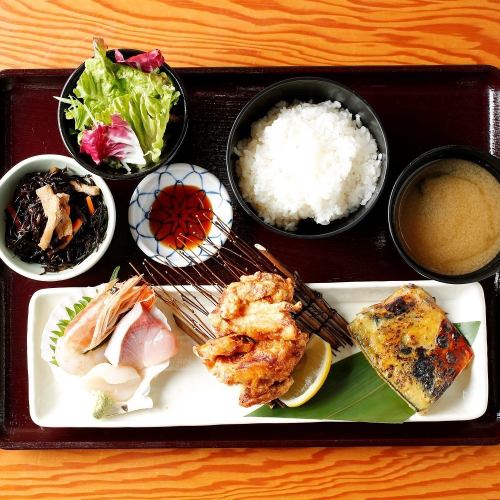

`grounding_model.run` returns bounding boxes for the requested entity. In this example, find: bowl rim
[57,48,189,181]
[0,154,116,282]
[388,144,500,284]
[225,76,389,239]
